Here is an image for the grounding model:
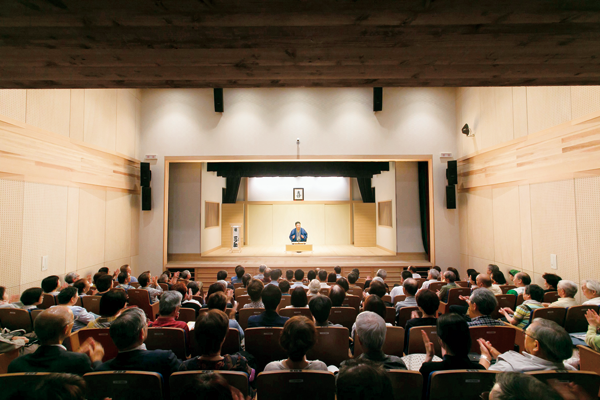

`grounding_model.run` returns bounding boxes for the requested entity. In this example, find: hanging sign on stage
[293,188,304,201]
[231,224,241,252]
